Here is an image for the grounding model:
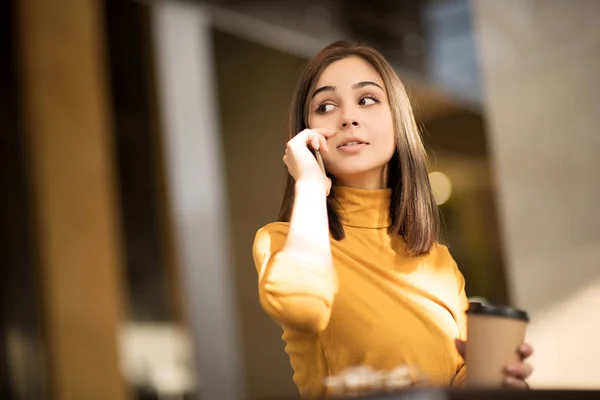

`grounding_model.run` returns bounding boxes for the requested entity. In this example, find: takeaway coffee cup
[465,302,530,387]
